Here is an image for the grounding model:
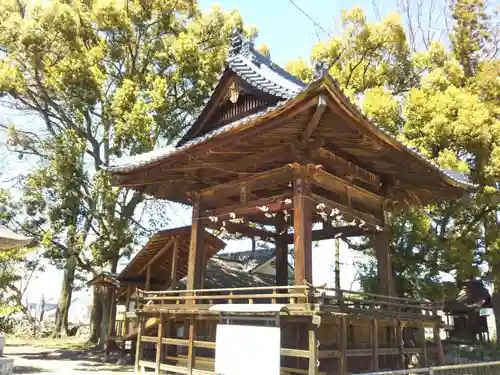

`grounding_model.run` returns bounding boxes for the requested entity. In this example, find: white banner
[215,324,281,375]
